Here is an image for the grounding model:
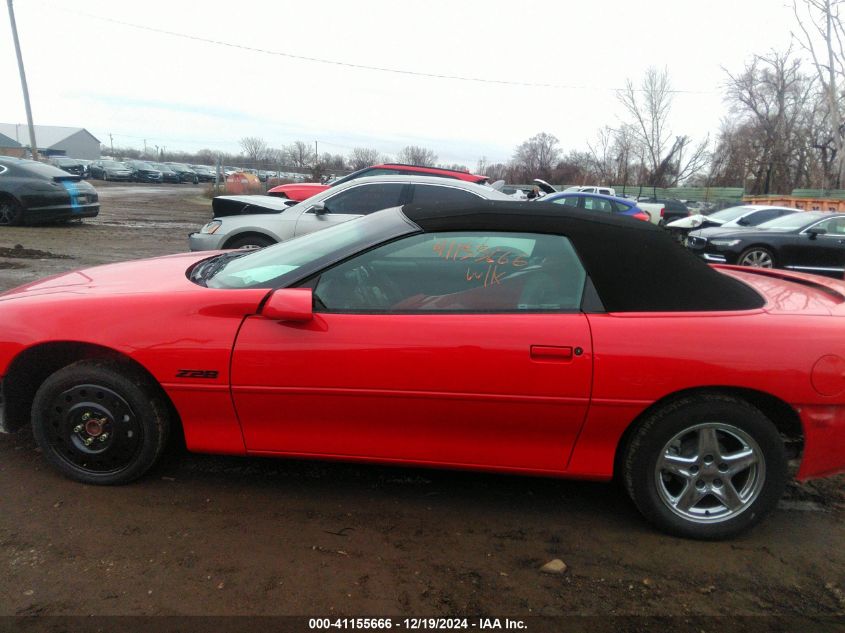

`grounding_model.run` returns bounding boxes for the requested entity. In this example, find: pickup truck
[636,198,689,226]
[563,185,616,196]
